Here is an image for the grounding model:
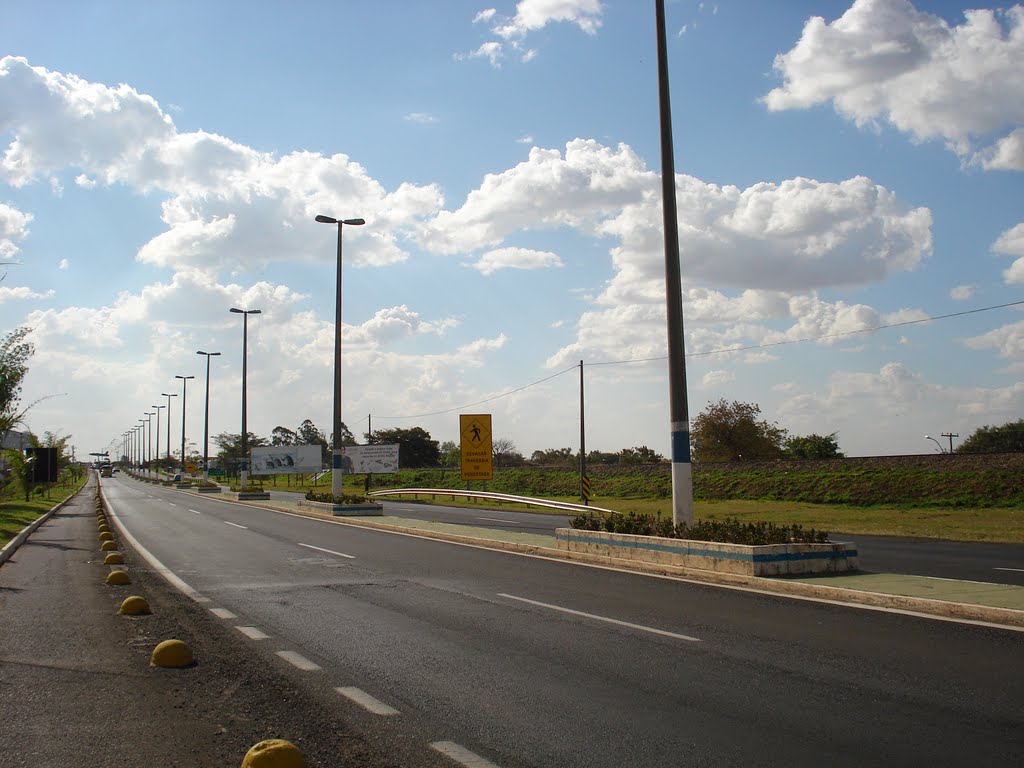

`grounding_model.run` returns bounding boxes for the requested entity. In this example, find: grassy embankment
[252,459,1024,544]
[0,477,88,547]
